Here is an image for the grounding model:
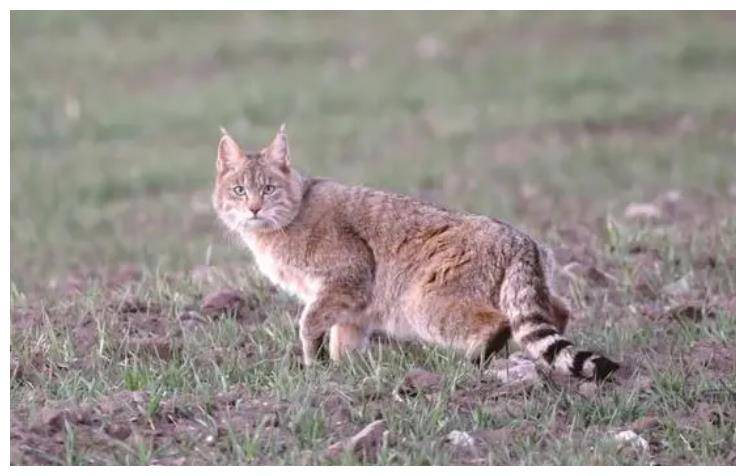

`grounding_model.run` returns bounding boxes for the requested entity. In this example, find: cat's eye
[232,185,246,196]
[262,184,276,195]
